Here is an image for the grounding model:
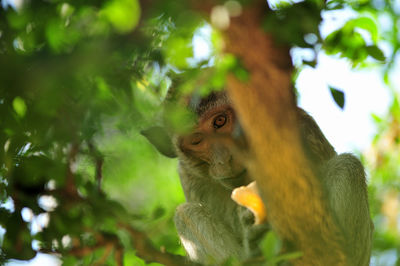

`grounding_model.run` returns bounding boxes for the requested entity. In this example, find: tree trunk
[221,2,348,265]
